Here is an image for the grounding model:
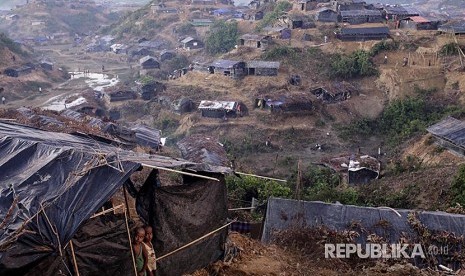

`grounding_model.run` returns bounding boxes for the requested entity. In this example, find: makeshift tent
[136,173,228,275]
[0,121,230,275]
